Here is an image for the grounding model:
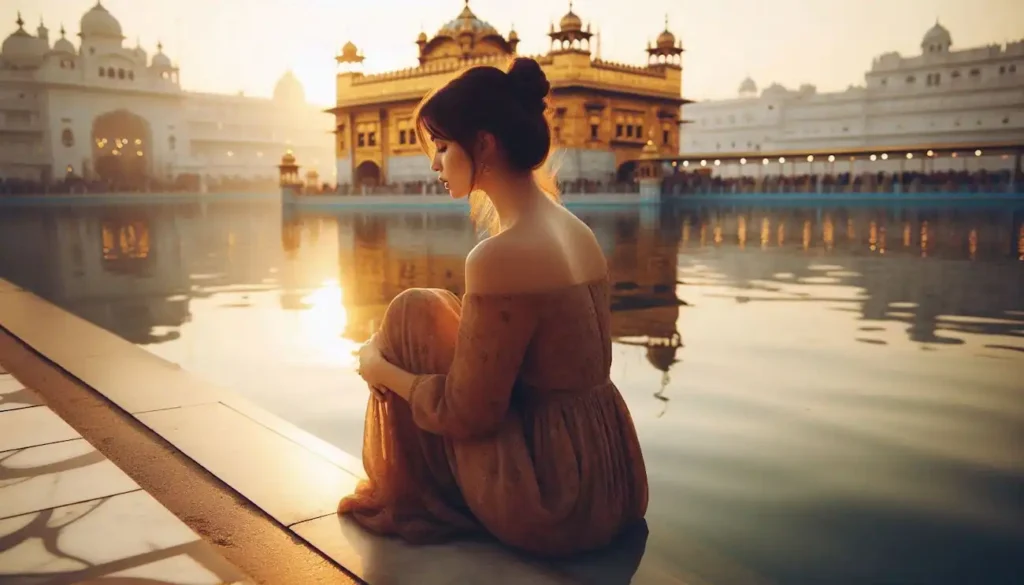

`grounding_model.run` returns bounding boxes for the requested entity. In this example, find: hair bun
[506,58,550,114]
